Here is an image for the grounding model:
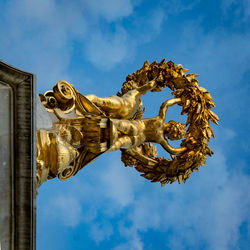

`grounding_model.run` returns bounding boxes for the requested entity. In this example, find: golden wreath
[119,59,219,185]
